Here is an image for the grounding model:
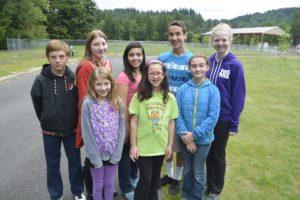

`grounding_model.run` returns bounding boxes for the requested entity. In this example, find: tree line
[0,0,299,49]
